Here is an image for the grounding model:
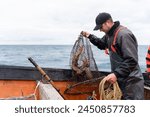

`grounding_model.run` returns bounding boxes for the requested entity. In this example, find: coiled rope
[99,77,122,100]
